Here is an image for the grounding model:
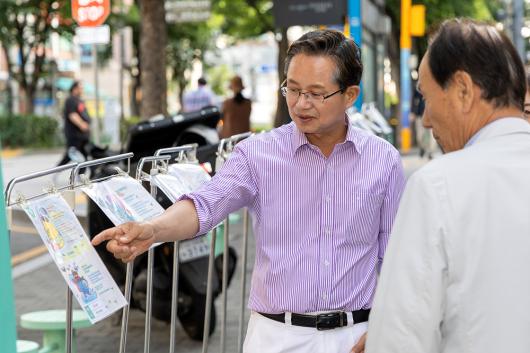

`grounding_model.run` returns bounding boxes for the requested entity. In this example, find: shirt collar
[465,117,530,148]
[290,115,367,155]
